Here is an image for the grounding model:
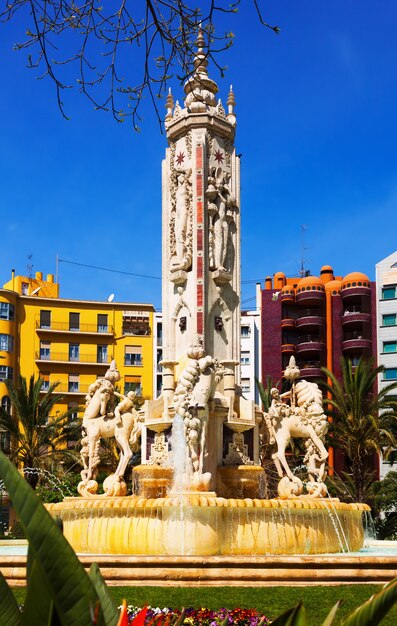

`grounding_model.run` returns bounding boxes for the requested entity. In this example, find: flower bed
[124,606,270,625]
